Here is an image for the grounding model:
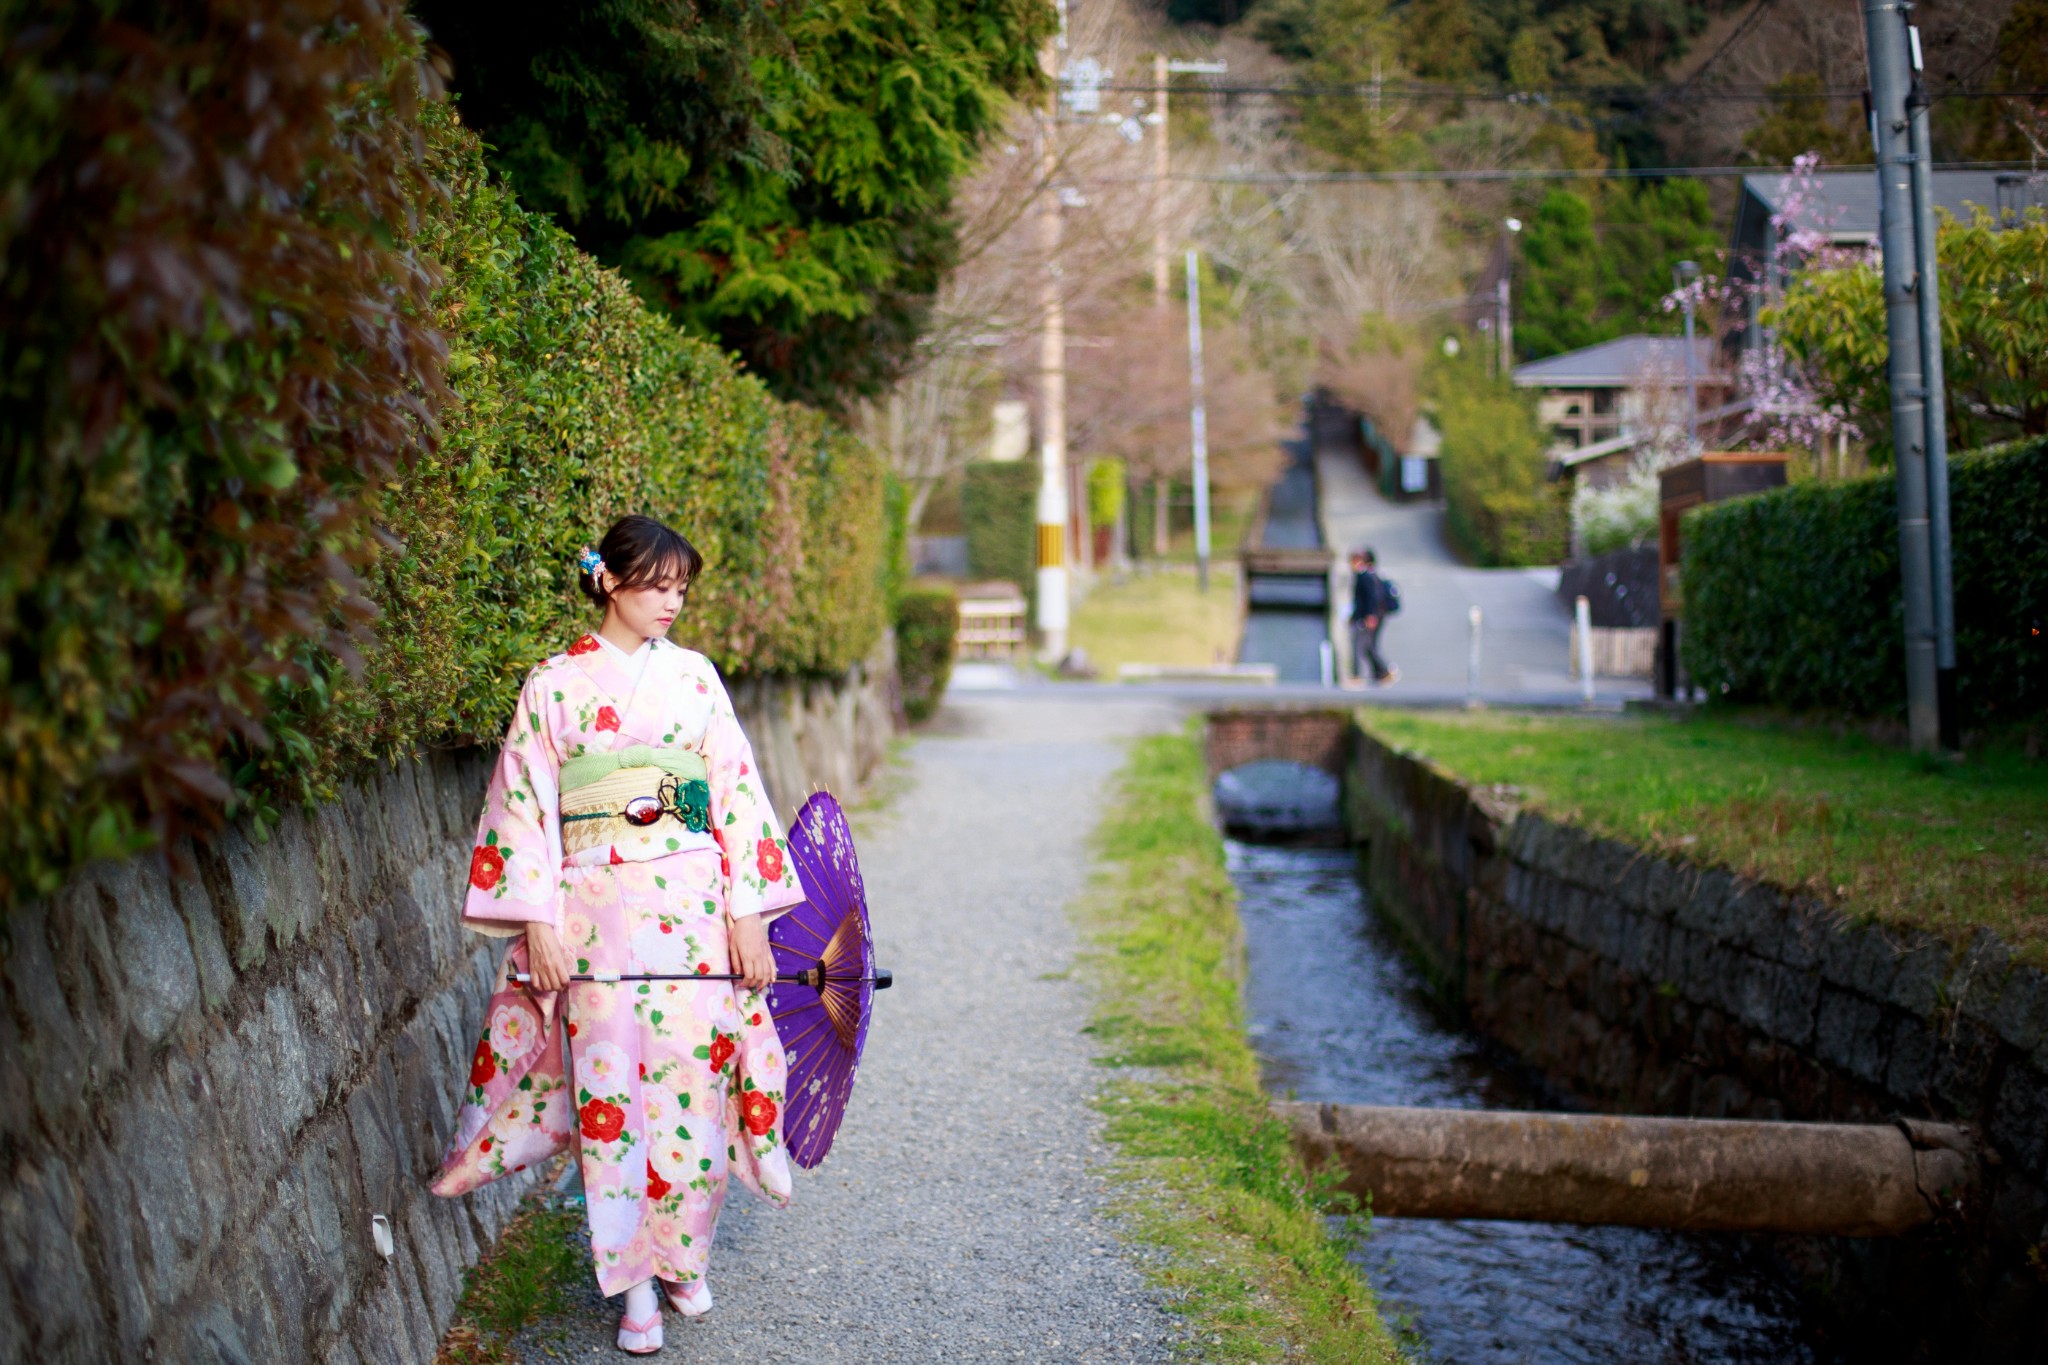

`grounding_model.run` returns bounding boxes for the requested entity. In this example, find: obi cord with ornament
[430,634,805,1297]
